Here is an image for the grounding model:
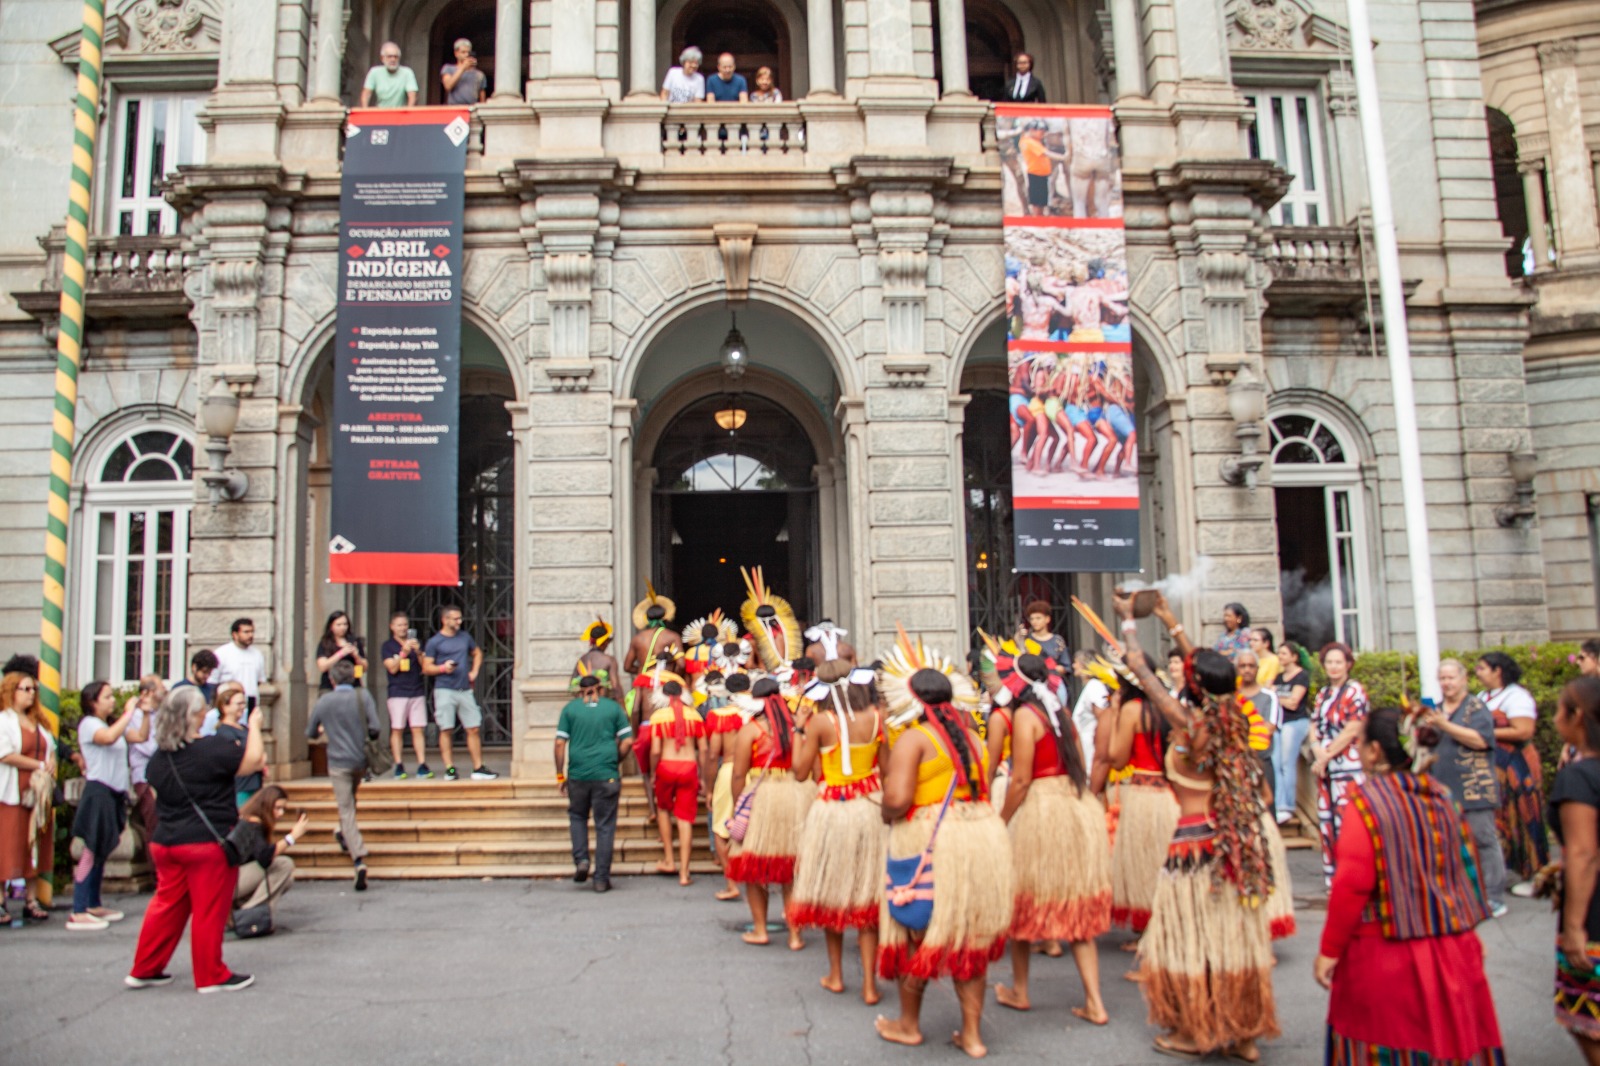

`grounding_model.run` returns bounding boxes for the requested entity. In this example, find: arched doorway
[1270,410,1373,651]
[651,392,820,624]
[671,0,792,96]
